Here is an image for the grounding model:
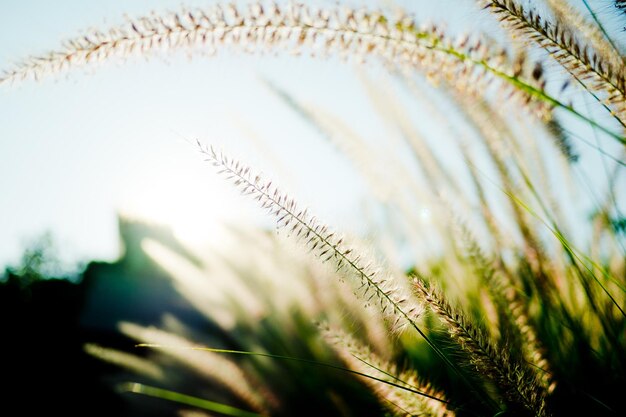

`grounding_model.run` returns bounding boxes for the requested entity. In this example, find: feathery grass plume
[460,220,553,392]
[476,243,556,395]
[545,0,623,72]
[480,0,626,128]
[141,238,258,330]
[454,218,508,337]
[0,2,554,119]
[84,343,166,381]
[499,276,555,394]
[197,142,423,333]
[120,322,270,414]
[321,326,454,417]
[453,213,555,394]
[127,225,398,415]
[412,278,548,417]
